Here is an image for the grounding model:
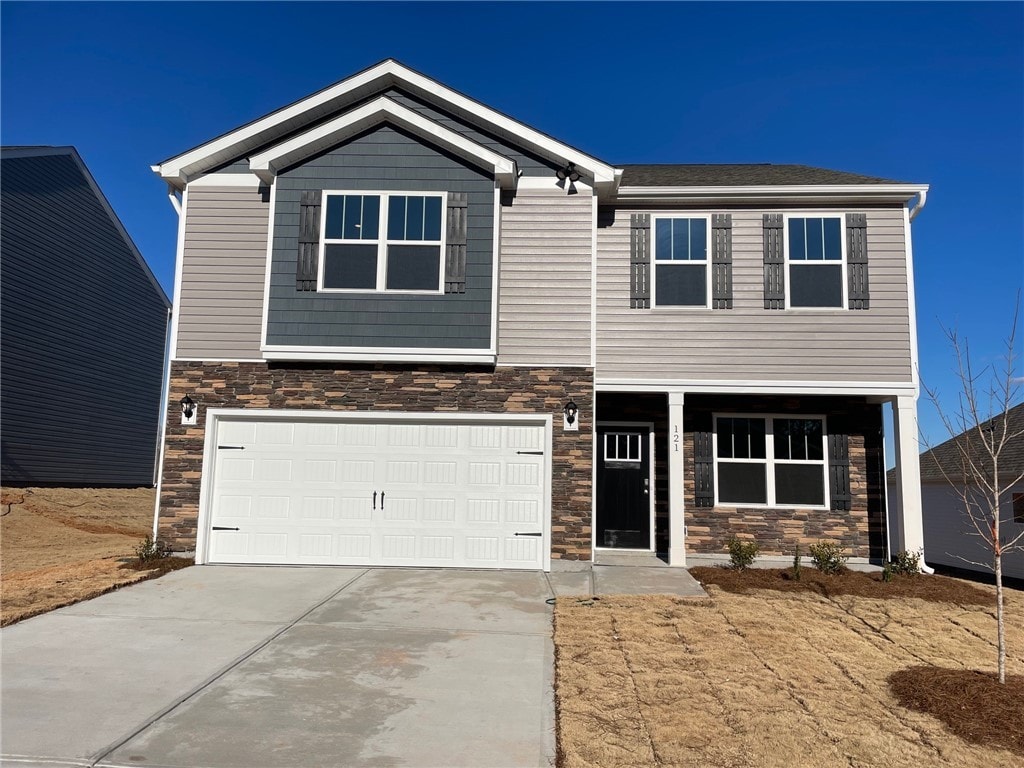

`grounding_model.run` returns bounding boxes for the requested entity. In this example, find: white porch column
[891,395,924,555]
[668,391,686,566]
